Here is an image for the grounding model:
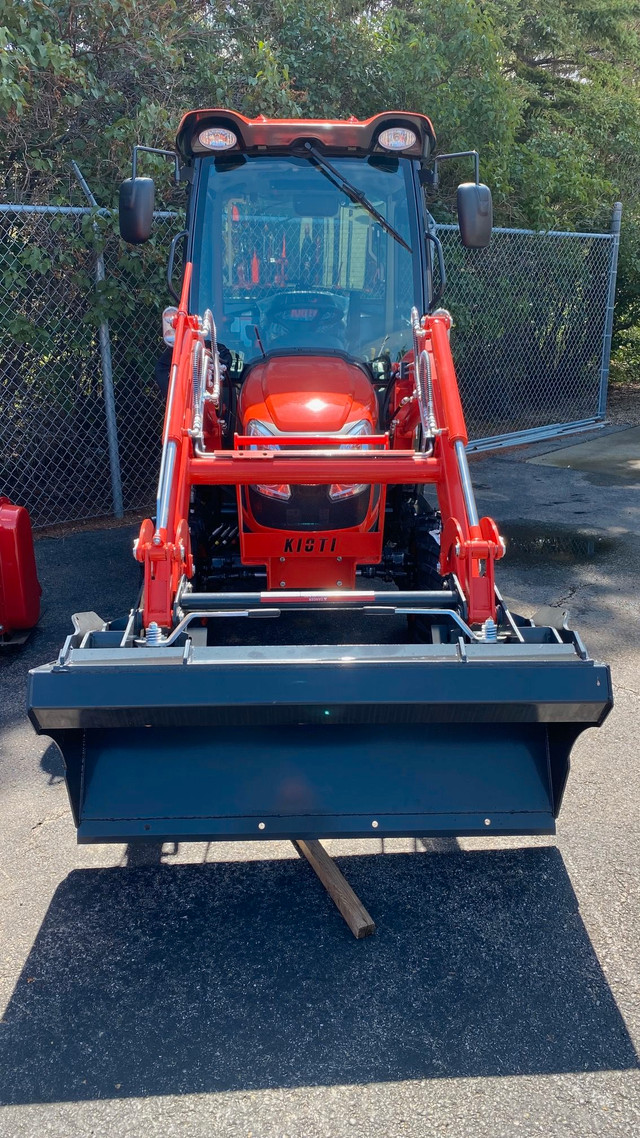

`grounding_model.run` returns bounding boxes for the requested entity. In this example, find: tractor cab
[120,109,490,380]
[189,136,423,459]
[189,144,422,367]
